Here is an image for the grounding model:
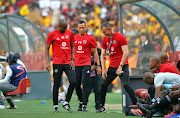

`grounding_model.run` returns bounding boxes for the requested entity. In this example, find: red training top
[159,62,178,74]
[74,33,97,66]
[46,29,74,64]
[102,32,128,68]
